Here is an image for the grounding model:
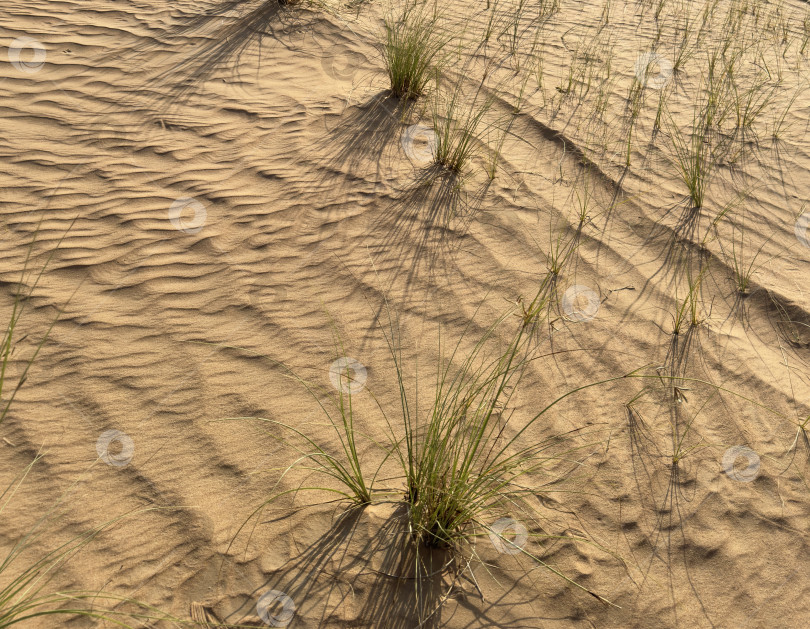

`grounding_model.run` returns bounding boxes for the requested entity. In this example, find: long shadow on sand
[215,503,456,627]
[70,0,320,144]
[147,0,312,105]
[216,501,562,628]
[622,335,722,628]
